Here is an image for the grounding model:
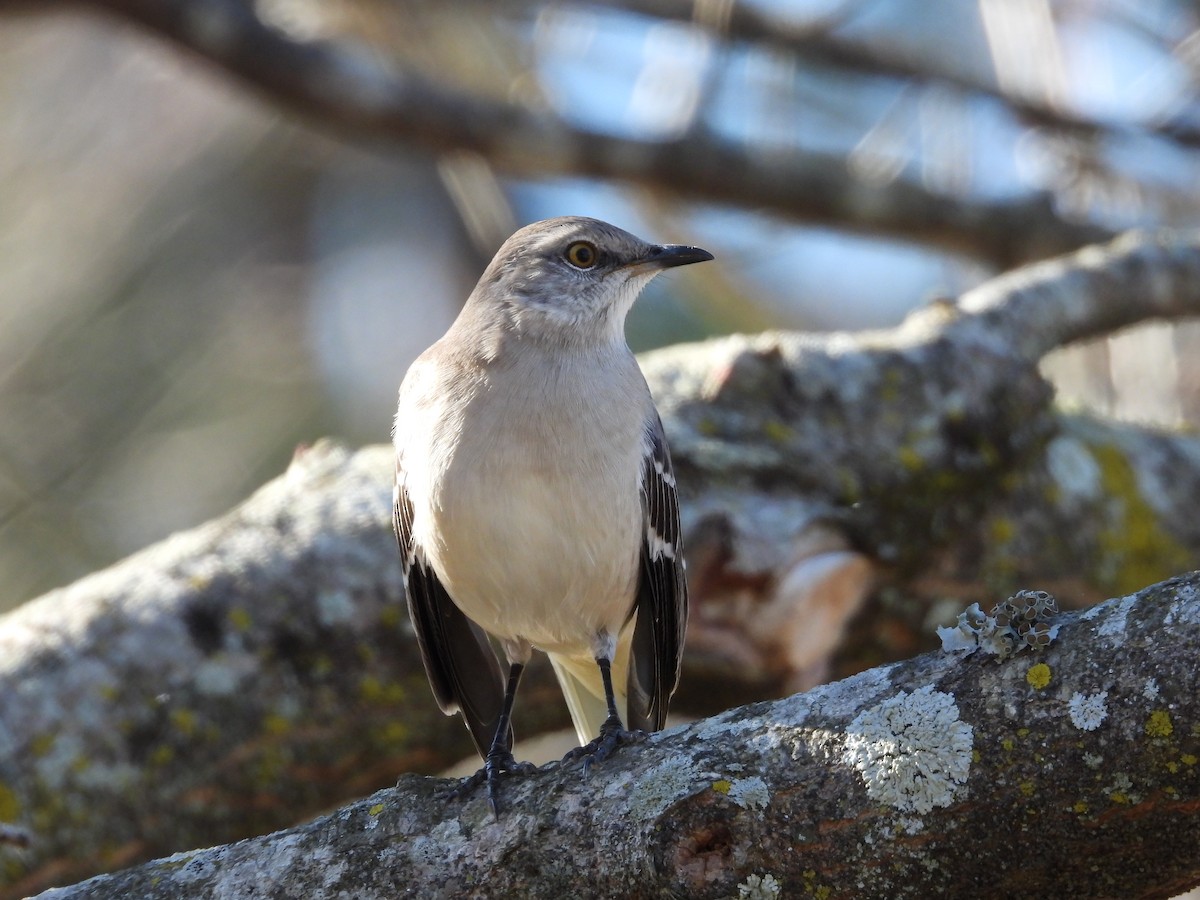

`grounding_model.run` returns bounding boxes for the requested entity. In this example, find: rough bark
[35,573,1200,899]
[3,230,1200,895]
[63,0,1112,267]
